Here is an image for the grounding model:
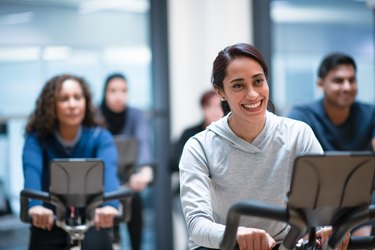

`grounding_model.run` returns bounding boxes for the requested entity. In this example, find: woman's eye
[254,78,264,85]
[232,83,243,89]
[58,96,68,102]
[74,94,83,101]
